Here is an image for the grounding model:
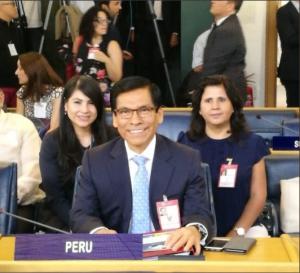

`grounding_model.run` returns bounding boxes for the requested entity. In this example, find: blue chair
[201,162,217,237]
[244,110,298,147]
[0,163,17,235]
[282,118,299,137]
[265,155,299,235]
[157,111,191,141]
